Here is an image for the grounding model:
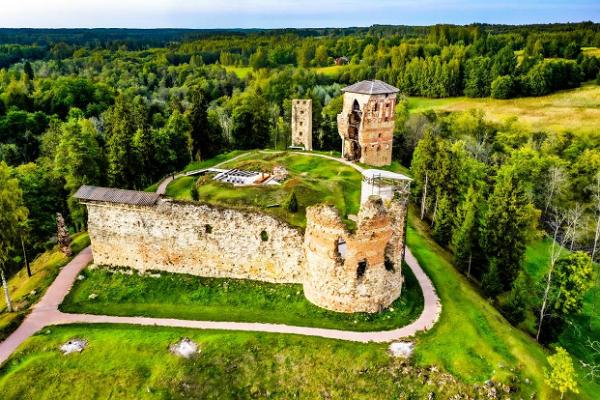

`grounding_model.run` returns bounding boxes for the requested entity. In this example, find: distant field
[312,65,348,76]
[583,47,600,58]
[408,83,600,134]
[223,65,253,78]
